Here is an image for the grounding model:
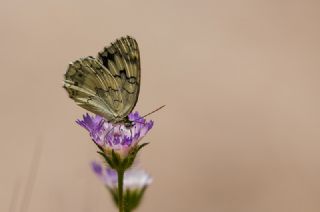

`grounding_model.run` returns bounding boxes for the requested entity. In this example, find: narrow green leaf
[138,142,149,151]
[111,149,120,167]
[97,151,114,168]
